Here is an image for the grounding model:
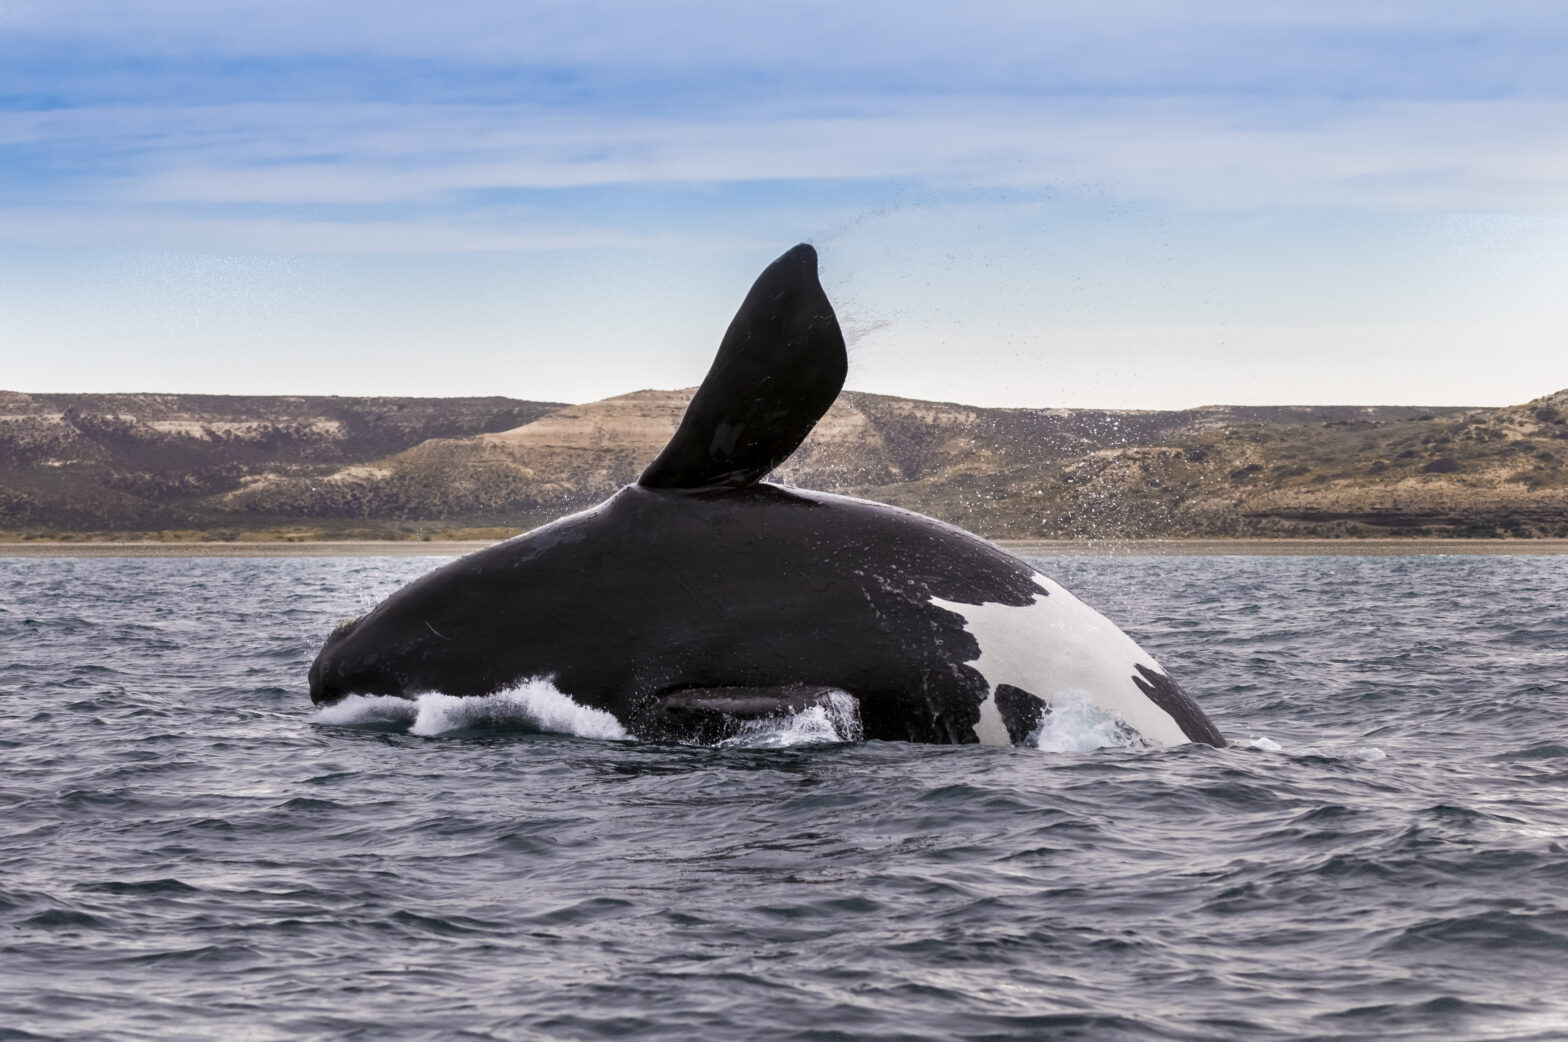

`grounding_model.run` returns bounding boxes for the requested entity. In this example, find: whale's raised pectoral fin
[645,684,852,742]
[1131,665,1227,747]
[640,243,847,490]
